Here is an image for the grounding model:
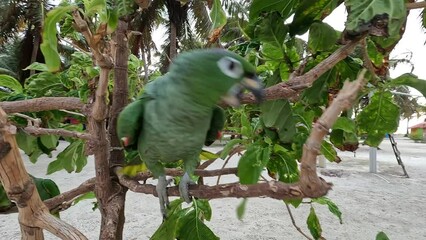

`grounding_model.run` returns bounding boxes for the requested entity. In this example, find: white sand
[1,136,425,239]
